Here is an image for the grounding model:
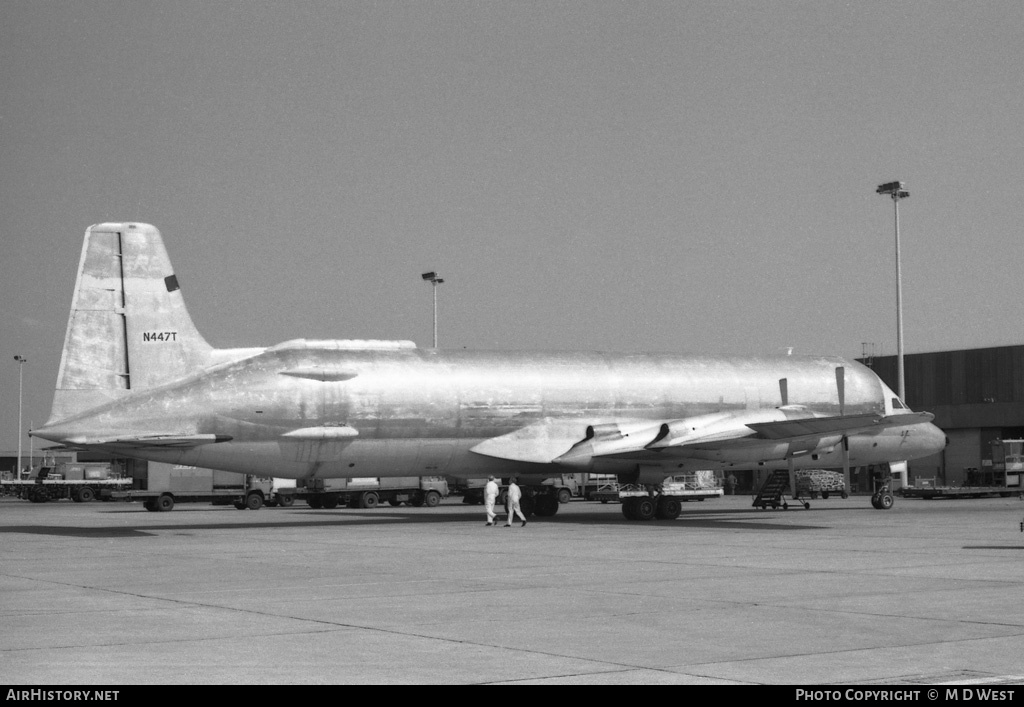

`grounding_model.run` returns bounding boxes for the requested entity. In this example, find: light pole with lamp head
[875,181,910,402]
[13,355,27,477]
[421,272,444,349]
